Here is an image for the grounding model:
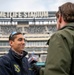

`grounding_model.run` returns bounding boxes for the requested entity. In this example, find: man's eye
[18,38,23,41]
